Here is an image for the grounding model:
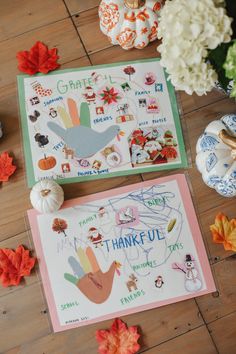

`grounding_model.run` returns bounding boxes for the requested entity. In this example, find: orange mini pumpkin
[38,156,56,170]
